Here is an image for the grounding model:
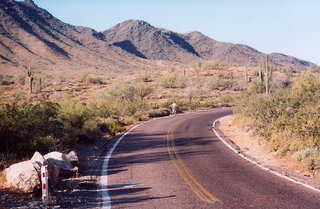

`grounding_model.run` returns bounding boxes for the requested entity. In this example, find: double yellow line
[167,117,220,204]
